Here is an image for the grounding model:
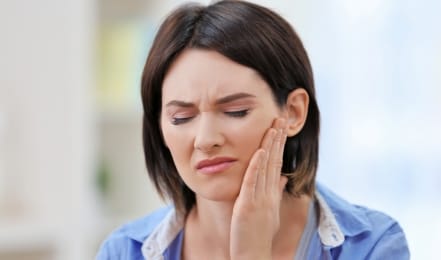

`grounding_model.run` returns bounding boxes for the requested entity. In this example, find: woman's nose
[193,114,224,152]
